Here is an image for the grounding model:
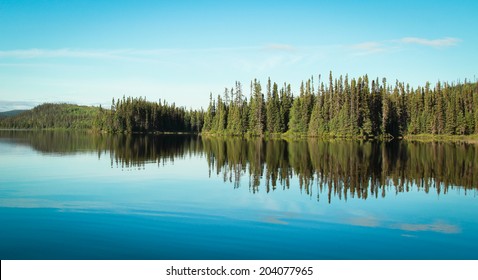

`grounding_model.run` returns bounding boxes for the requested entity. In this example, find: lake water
[1,131,477,259]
